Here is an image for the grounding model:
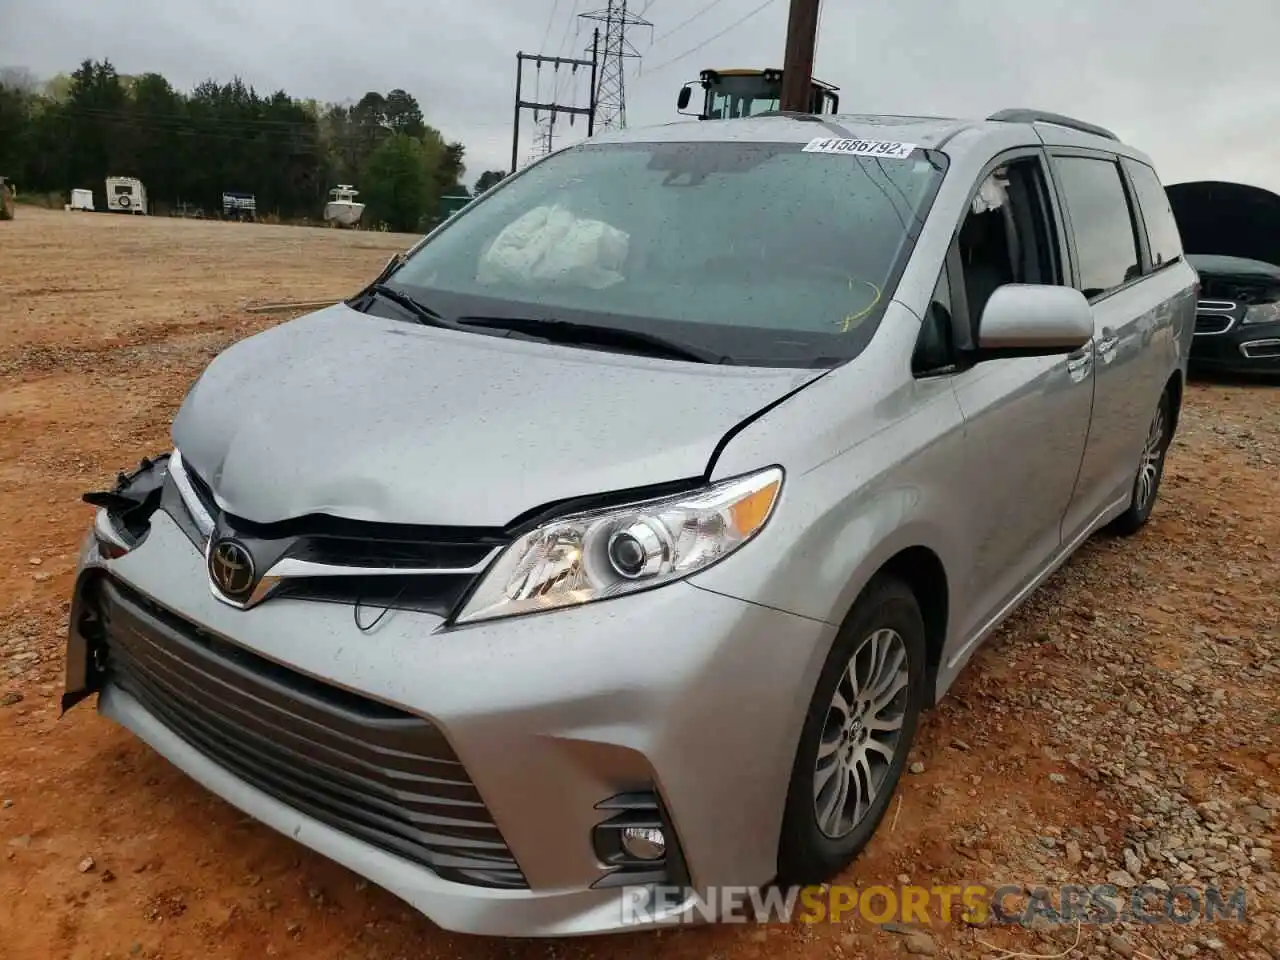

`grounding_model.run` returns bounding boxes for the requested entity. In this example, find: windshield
[707,76,782,119]
[388,139,946,368]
